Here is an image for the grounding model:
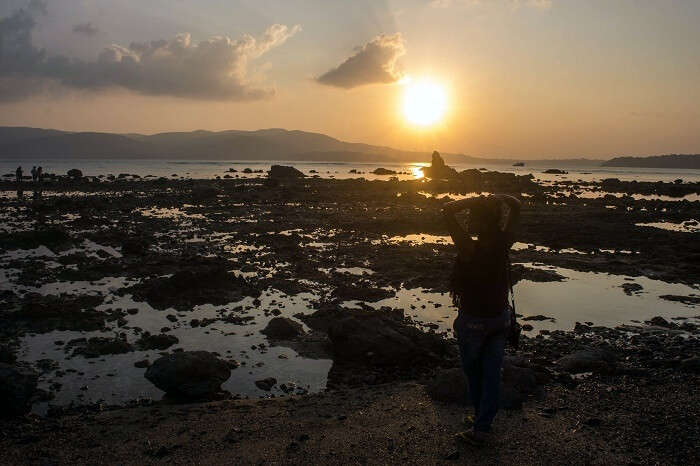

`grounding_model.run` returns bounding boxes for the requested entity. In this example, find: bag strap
[506,248,515,312]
